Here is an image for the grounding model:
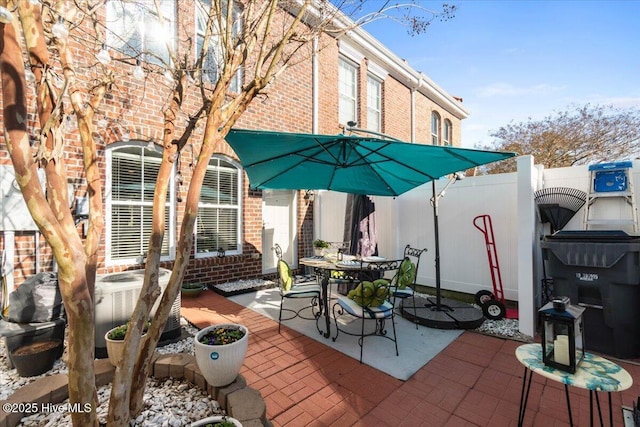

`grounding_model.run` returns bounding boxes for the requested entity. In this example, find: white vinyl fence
[315,156,640,336]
